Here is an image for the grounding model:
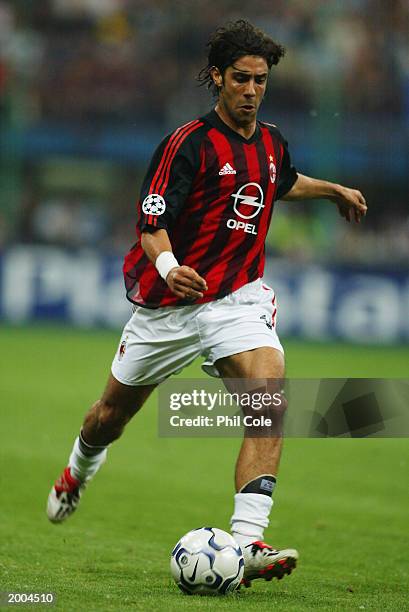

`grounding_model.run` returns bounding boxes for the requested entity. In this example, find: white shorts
[111,278,283,386]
